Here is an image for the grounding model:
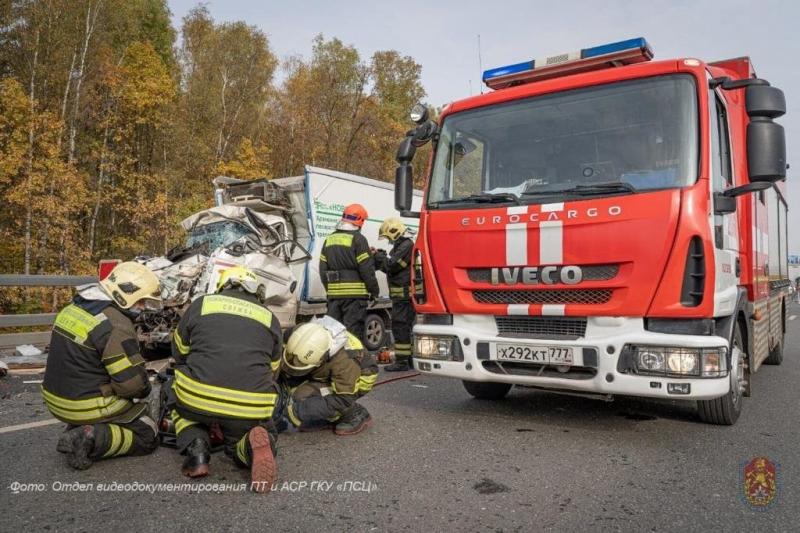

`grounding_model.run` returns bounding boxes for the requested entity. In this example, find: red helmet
[342,203,368,228]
